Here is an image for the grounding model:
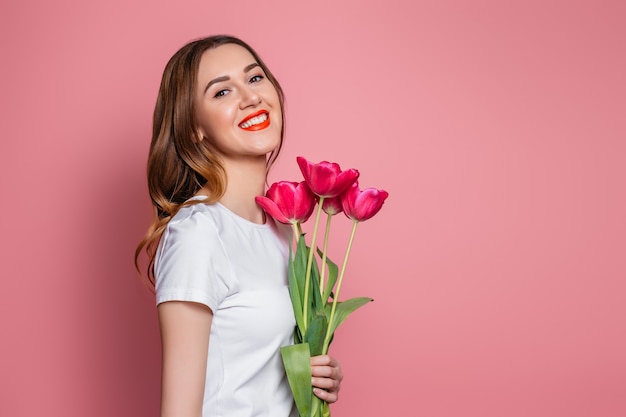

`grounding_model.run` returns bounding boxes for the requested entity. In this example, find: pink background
[1,1,624,416]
